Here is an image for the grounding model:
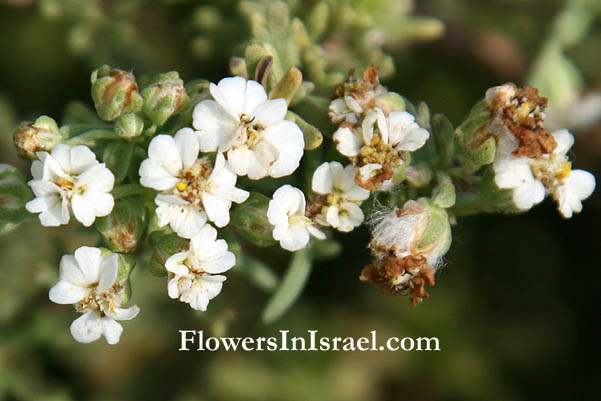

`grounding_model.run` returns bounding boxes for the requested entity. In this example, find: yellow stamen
[556,162,572,180]
[176,181,188,191]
